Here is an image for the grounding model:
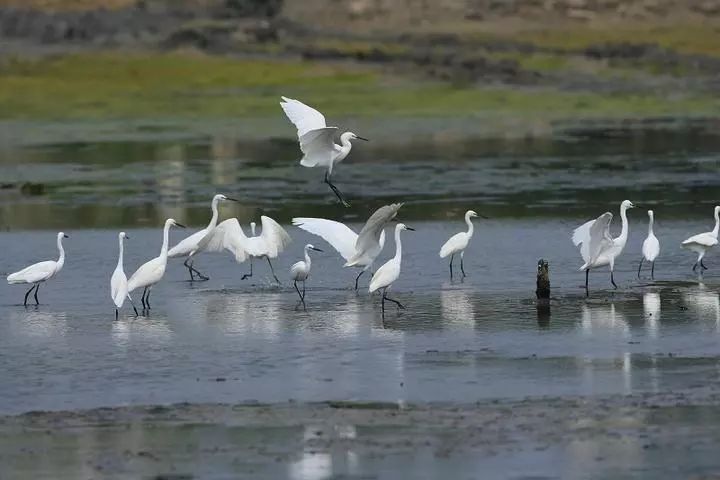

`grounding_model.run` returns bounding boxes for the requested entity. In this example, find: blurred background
[0,0,719,228]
